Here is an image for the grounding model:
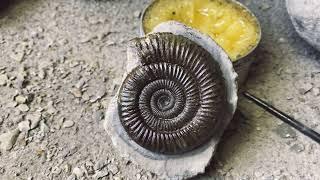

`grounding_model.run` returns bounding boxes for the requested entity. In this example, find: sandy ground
[0,0,319,179]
